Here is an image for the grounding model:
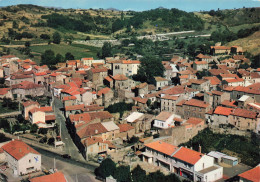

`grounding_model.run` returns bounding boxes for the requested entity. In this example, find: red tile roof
[88,111,113,121]
[118,124,134,132]
[194,61,207,65]
[211,46,231,50]
[77,123,108,138]
[97,87,112,96]
[161,95,179,101]
[29,106,53,114]
[231,108,258,119]
[122,60,140,64]
[184,99,209,108]
[11,81,44,90]
[145,141,179,156]
[30,172,67,182]
[91,67,107,73]
[113,74,128,81]
[104,76,113,82]
[0,88,10,95]
[22,101,40,107]
[69,113,91,123]
[186,117,204,125]
[62,95,77,101]
[82,137,115,148]
[2,140,40,160]
[133,97,148,104]
[45,115,56,121]
[82,105,104,112]
[221,100,237,108]
[173,147,203,165]
[238,166,260,182]
[65,104,84,111]
[155,111,173,121]
[214,106,234,116]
